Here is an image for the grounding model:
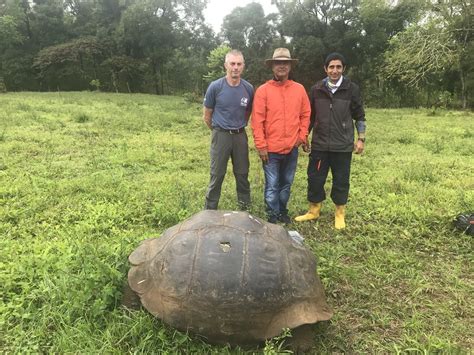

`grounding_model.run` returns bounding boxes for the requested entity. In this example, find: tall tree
[167,0,216,94]
[118,0,177,94]
[203,44,231,84]
[222,2,278,85]
[0,15,23,56]
[0,15,23,90]
[276,0,329,88]
[0,1,36,90]
[355,0,423,105]
[384,0,473,108]
[33,36,107,90]
[29,0,69,47]
[117,0,211,94]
